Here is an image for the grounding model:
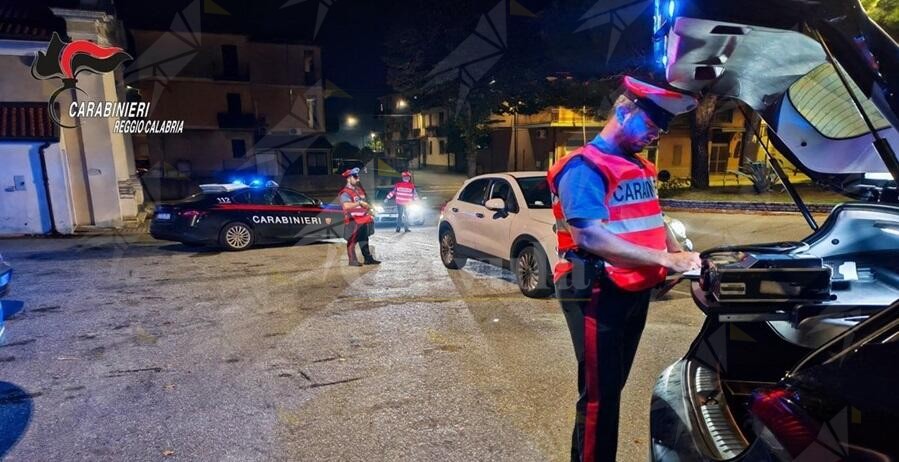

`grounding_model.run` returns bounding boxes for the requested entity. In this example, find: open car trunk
[662,0,899,201]
[648,5,899,460]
